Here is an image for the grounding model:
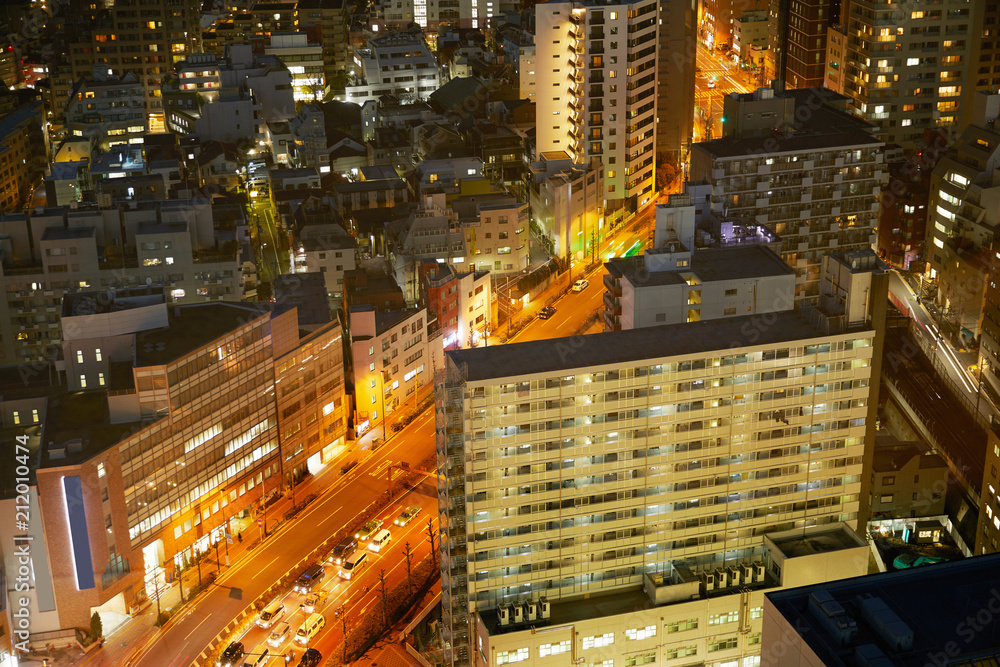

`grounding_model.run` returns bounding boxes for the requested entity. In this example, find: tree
[656,152,679,193]
[337,603,349,662]
[378,568,389,627]
[426,517,437,563]
[403,541,414,594]
[90,612,103,641]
